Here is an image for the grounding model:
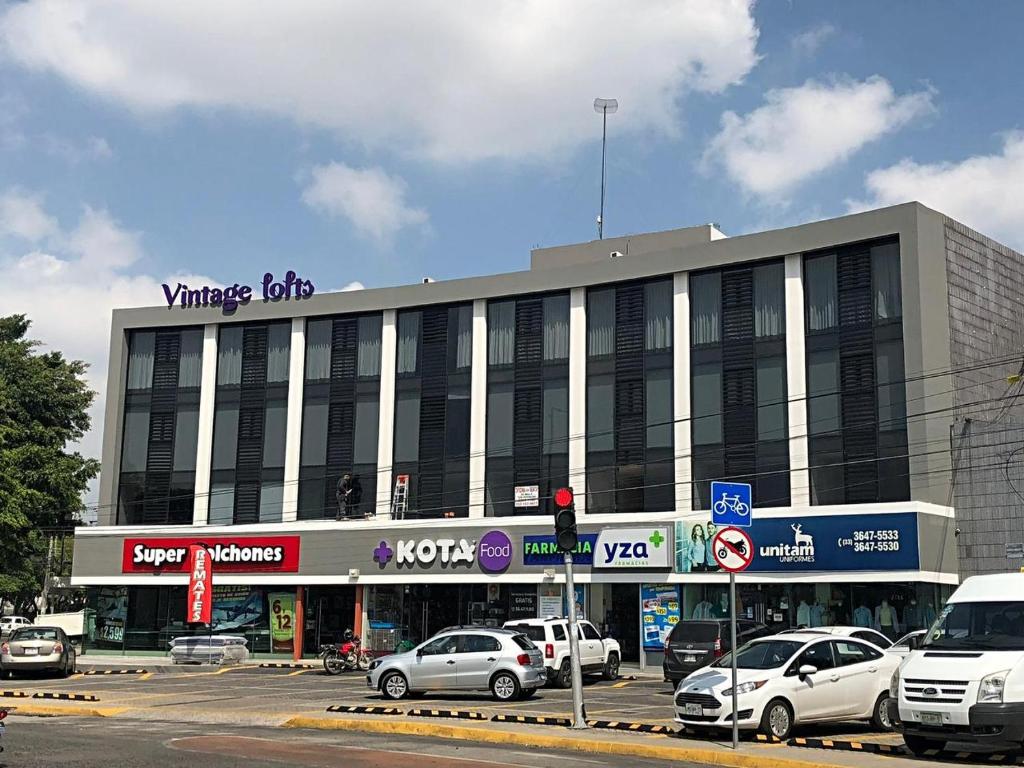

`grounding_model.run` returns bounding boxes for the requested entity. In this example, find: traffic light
[553,487,577,553]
